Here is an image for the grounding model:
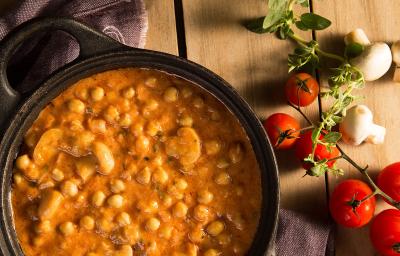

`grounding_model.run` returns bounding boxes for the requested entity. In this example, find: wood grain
[181,0,329,219]
[313,0,400,255]
[143,0,178,54]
